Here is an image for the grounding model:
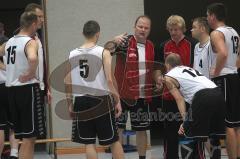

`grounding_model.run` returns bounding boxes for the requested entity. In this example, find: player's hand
[113,33,128,45]
[115,101,122,118]
[178,123,185,135]
[19,72,36,83]
[210,67,220,78]
[0,62,6,70]
[156,75,164,91]
[68,104,75,120]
